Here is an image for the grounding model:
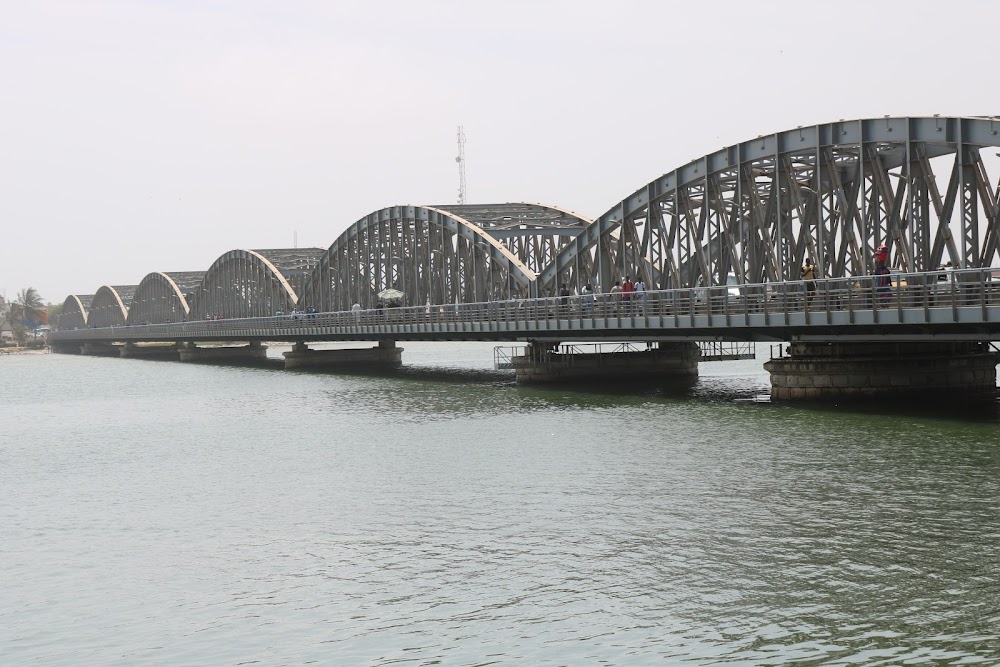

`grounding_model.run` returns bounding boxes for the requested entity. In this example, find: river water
[2,344,999,665]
